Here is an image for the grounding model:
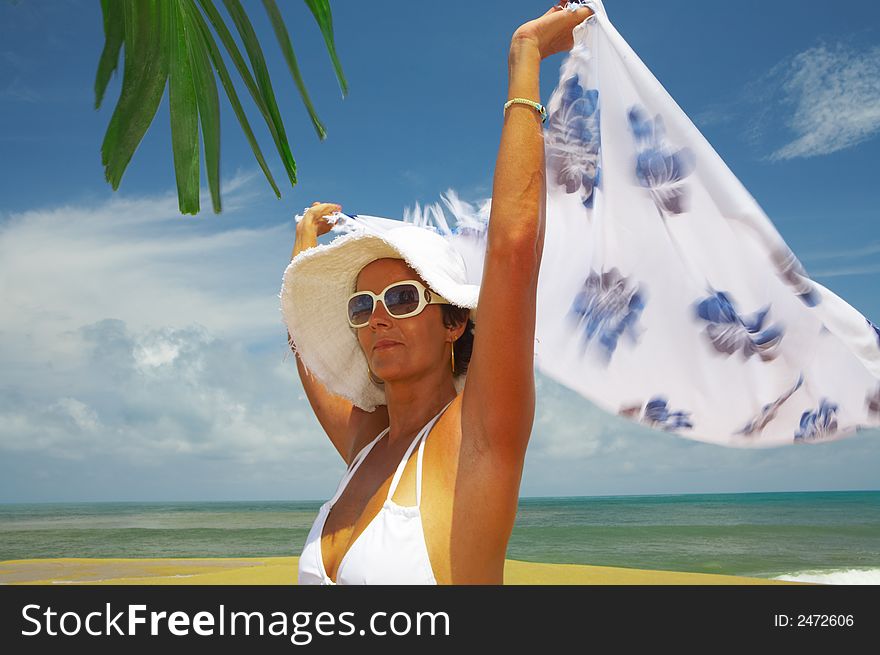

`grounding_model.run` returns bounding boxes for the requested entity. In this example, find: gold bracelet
[503,97,548,123]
